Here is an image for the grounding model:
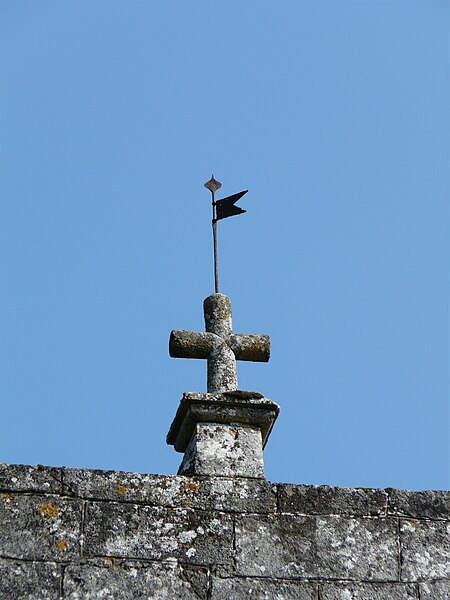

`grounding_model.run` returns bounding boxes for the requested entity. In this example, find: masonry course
[0,465,450,600]
[0,463,448,599]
